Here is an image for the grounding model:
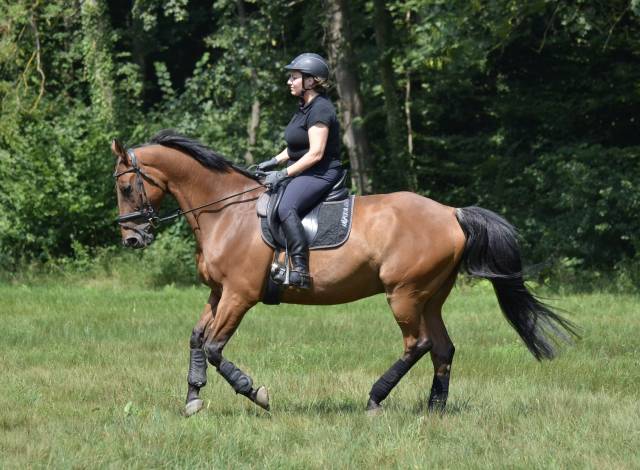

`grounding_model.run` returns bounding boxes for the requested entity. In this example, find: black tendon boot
[281,212,312,288]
